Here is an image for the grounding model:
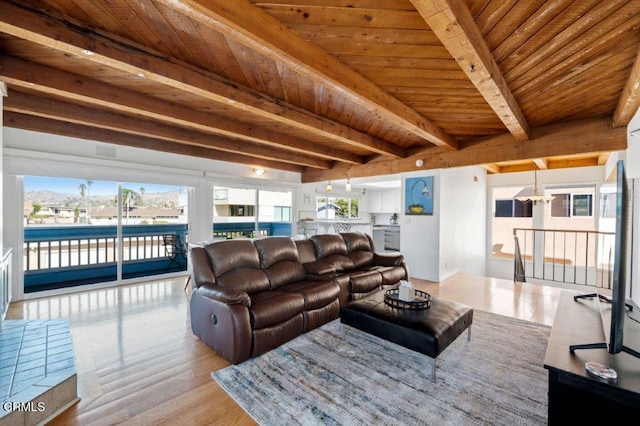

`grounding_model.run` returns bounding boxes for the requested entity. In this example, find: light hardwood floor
[6,273,562,425]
